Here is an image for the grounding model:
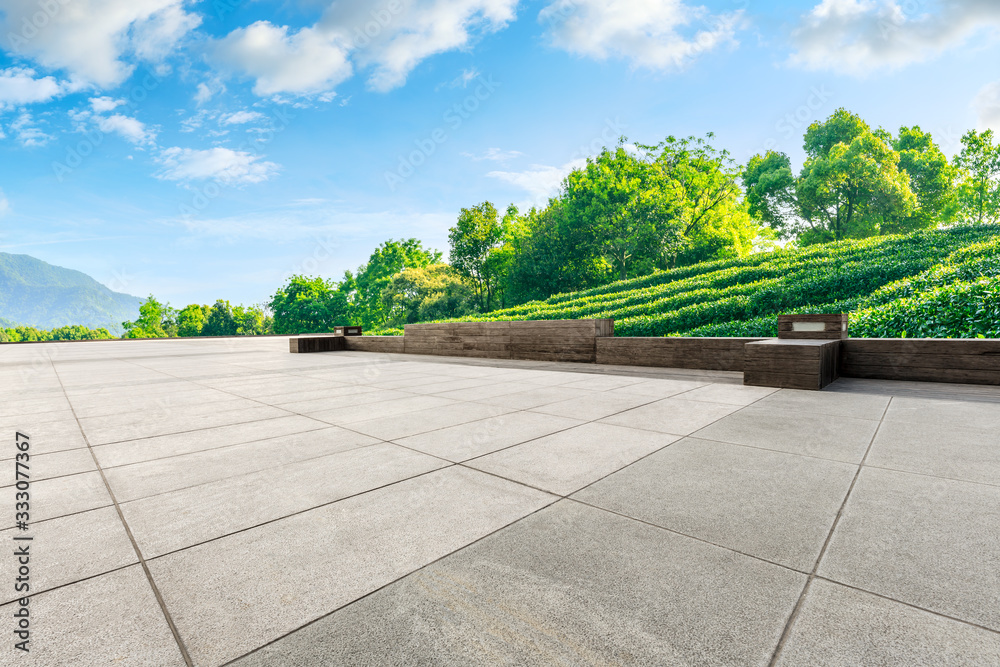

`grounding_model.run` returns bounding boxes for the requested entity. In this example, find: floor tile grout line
[141,465,455,562]
[766,395,893,667]
[46,353,195,667]
[0,562,142,609]
[217,385,809,666]
[811,575,1000,637]
[7,437,392,524]
[217,495,563,667]
[566,497,807,575]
